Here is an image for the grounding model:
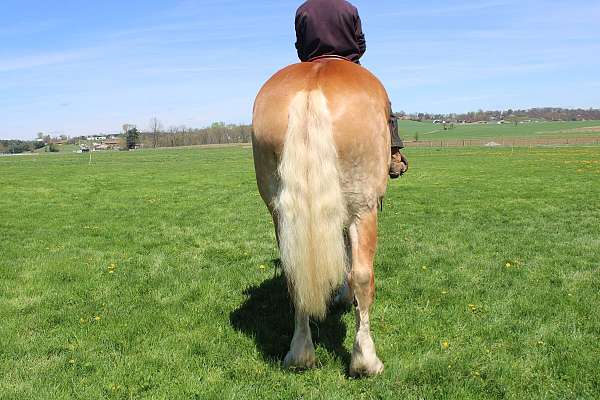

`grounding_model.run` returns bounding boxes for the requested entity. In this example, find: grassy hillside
[399,120,600,141]
[32,144,80,154]
[1,146,599,399]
